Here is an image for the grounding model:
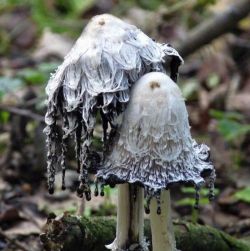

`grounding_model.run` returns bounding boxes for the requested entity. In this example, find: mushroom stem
[106,183,146,250]
[149,190,176,251]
